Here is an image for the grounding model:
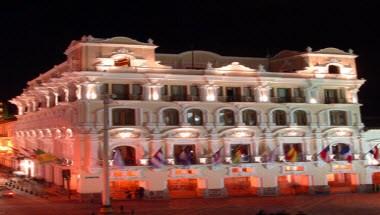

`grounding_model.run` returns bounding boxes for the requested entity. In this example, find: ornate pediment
[314,47,350,55]
[274,129,305,137]
[325,129,353,137]
[214,62,255,72]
